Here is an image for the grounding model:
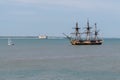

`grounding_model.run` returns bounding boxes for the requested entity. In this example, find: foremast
[71,22,81,40]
